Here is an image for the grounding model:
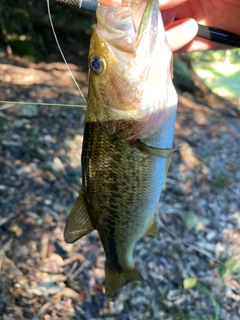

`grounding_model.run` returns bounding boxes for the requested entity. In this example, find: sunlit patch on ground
[1,52,240,319]
[190,49,240,100]
[194,64,240,99]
